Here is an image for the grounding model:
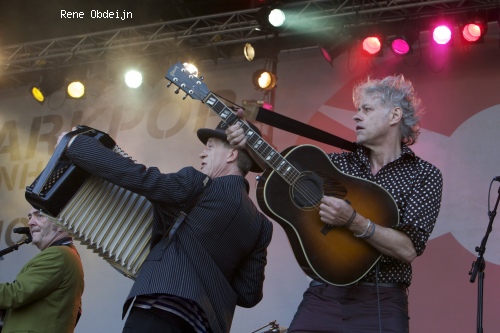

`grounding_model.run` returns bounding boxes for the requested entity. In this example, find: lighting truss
[1,0,499,78]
